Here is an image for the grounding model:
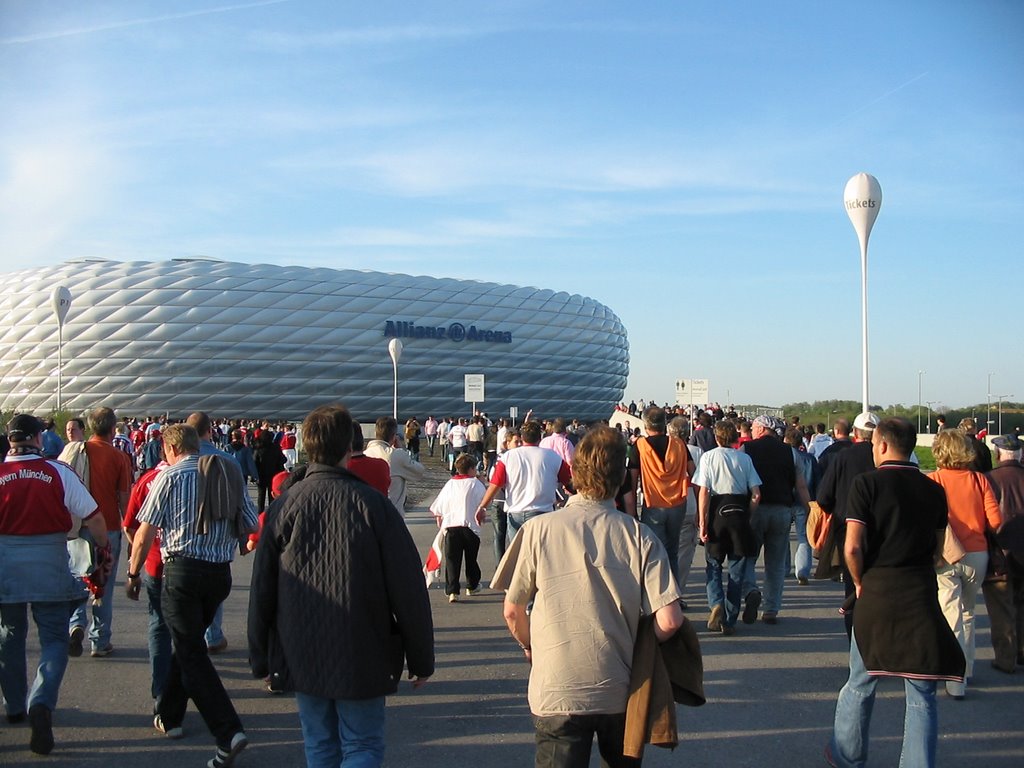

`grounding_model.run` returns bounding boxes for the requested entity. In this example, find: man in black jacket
[248,404,434,767]
[815,412,880,638]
